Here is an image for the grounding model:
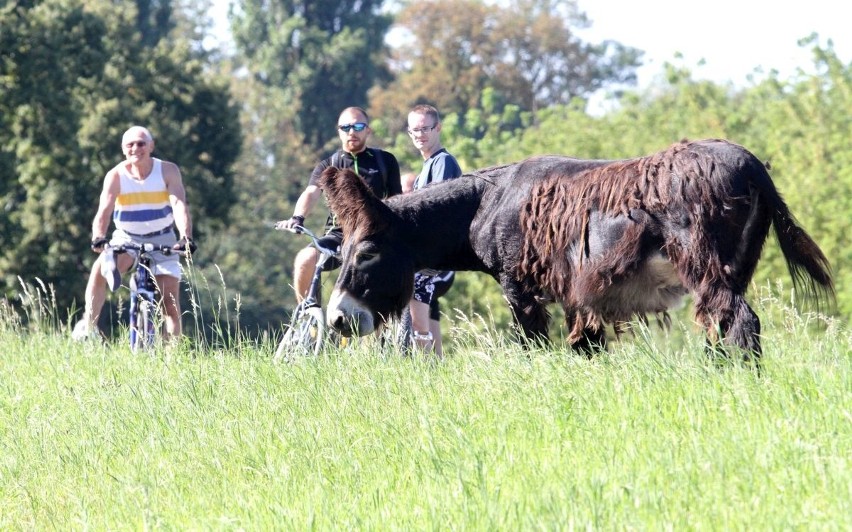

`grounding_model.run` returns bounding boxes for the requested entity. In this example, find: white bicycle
[272,224,411,361]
